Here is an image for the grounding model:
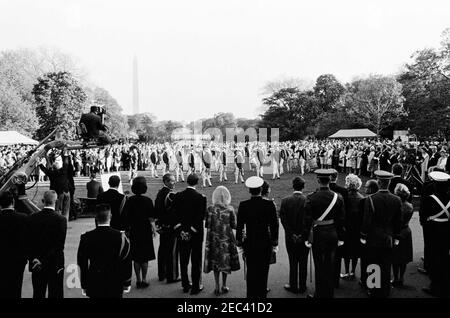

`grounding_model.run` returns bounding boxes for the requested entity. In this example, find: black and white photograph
[0,0,450,305]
